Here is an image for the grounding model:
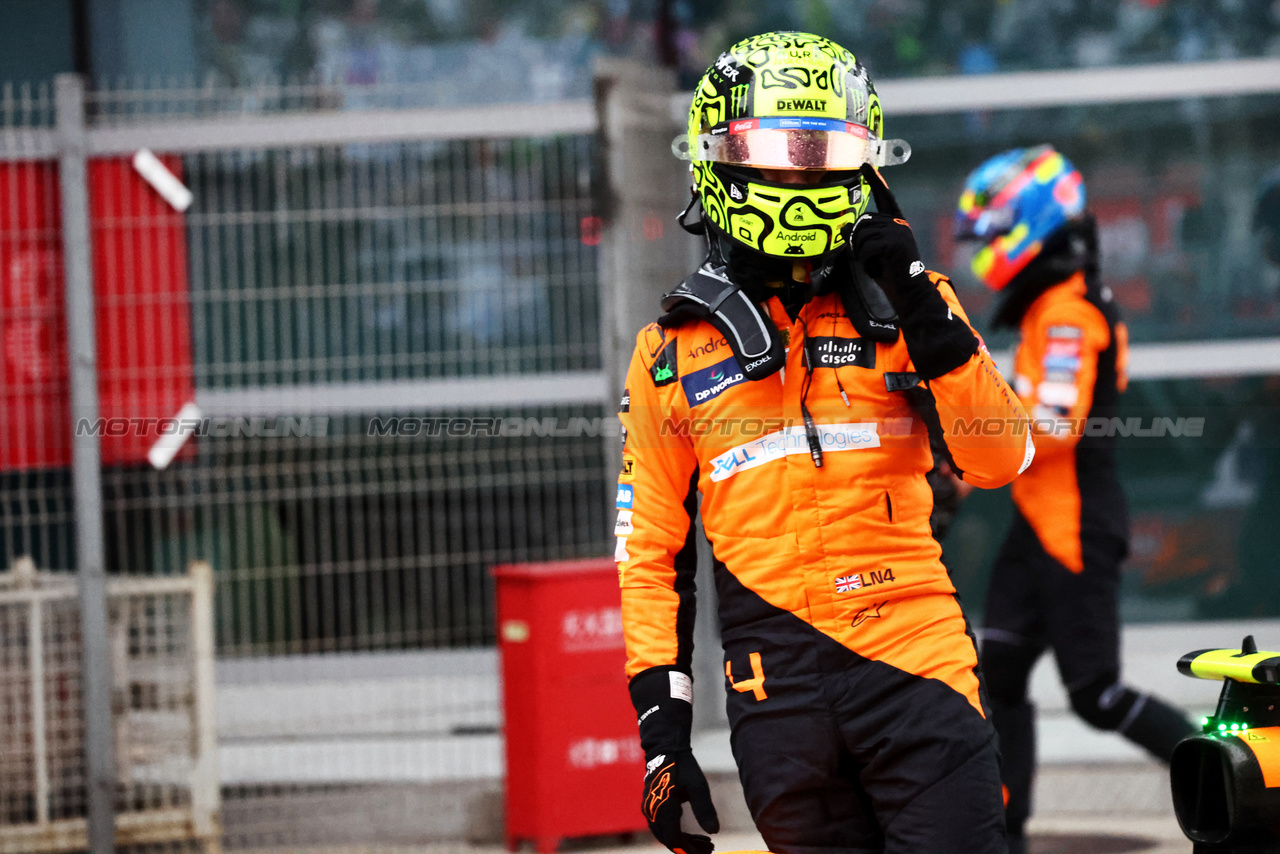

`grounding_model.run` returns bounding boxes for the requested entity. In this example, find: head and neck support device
[659,210,901,383]
[1170,635,1280,852]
